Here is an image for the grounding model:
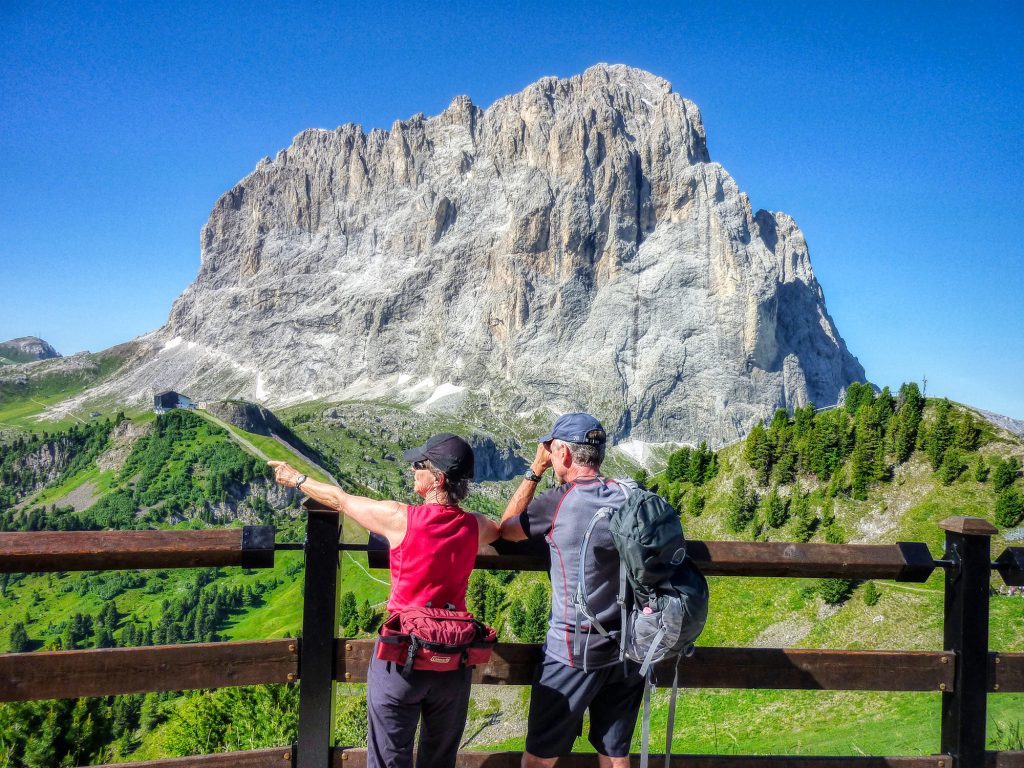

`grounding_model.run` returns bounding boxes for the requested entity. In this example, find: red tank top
[387,503,478,612]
